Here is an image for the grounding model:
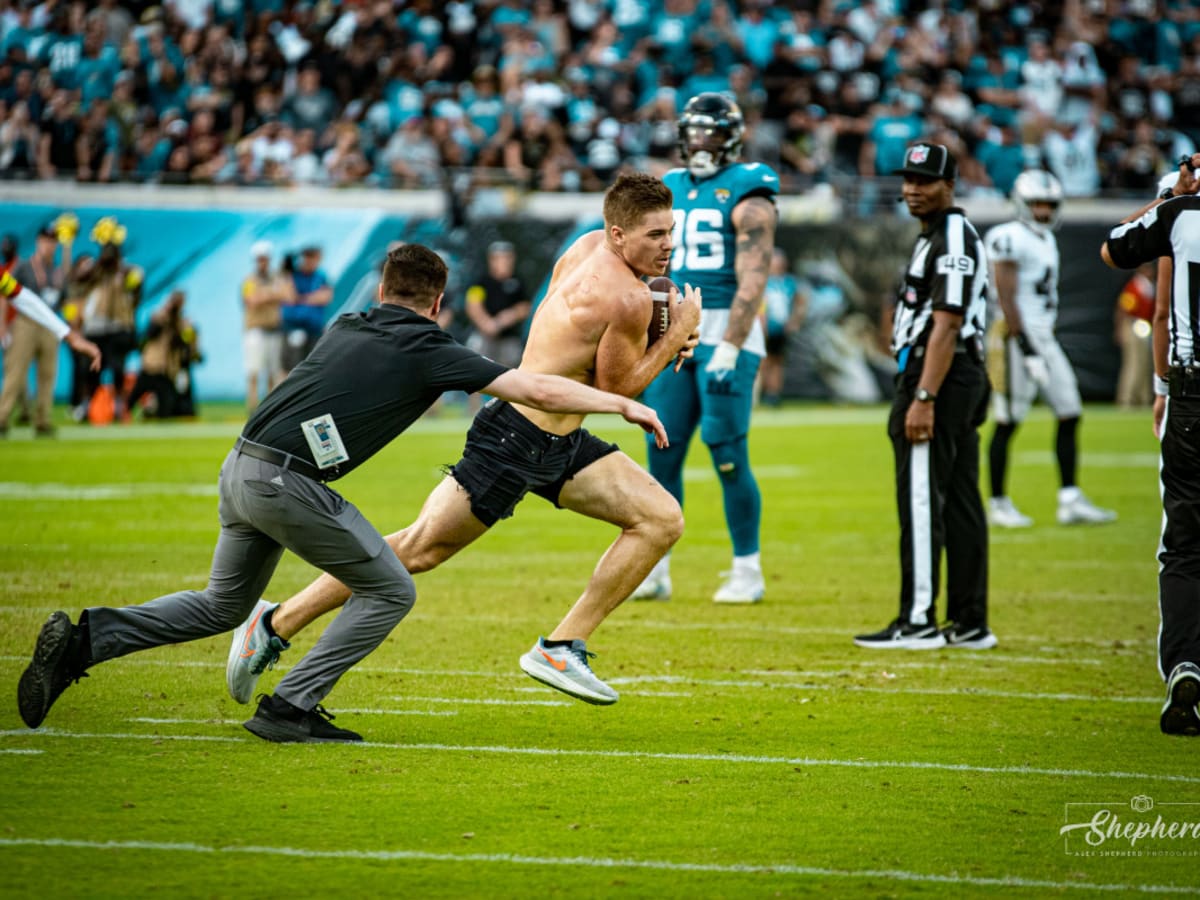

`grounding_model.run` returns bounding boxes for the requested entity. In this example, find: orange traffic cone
[87,384,115,426]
